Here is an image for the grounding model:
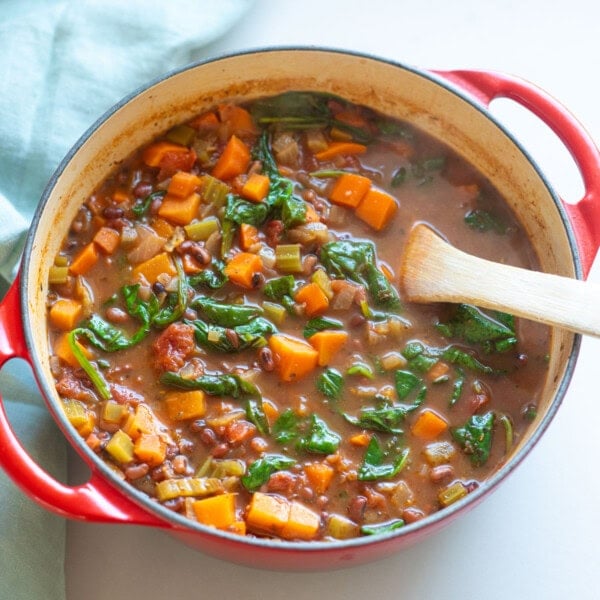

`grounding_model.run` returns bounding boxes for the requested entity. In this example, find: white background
[66,2,600,598]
